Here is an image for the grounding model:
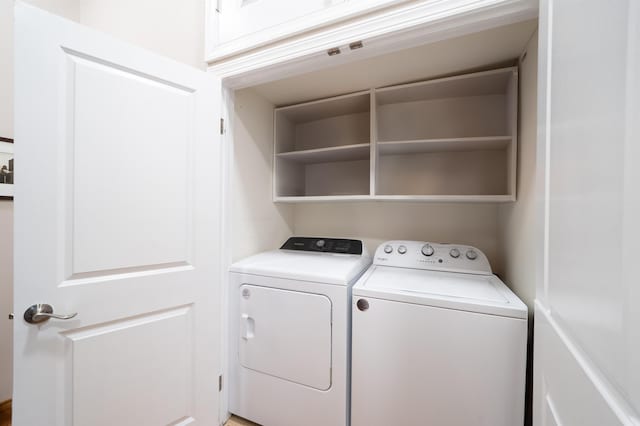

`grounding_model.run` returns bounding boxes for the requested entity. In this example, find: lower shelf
[377,136,511,155]
[274,195,515,203]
